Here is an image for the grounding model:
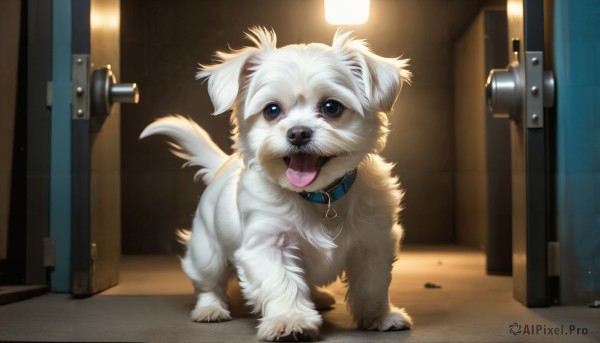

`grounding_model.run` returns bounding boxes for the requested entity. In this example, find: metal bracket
[72,54,90,120]
[91,243,98,273]
[46,81,53,108]
[524,51,544,128]
[43,237,56,268]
